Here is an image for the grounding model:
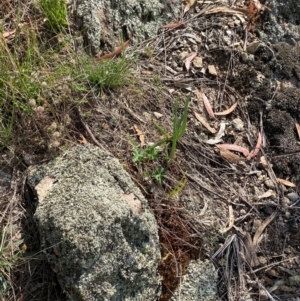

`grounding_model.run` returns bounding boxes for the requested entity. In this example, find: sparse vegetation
[0,225,24,298]
[132,96,190,183]
[151,166,165,184]
[82,55,133,90]
[38,0,68,33]
[0,1,135,298]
